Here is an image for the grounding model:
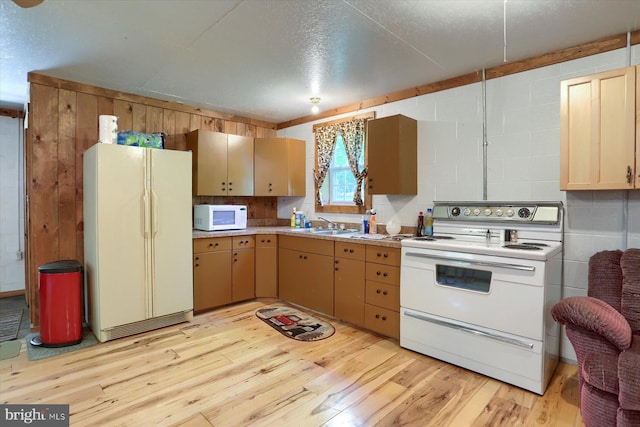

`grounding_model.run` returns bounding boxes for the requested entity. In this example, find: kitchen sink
[286,227,359,235]
[310,228,359,235]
